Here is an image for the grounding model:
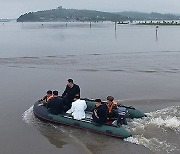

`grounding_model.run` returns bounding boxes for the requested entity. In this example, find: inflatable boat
[33,99,146,139]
